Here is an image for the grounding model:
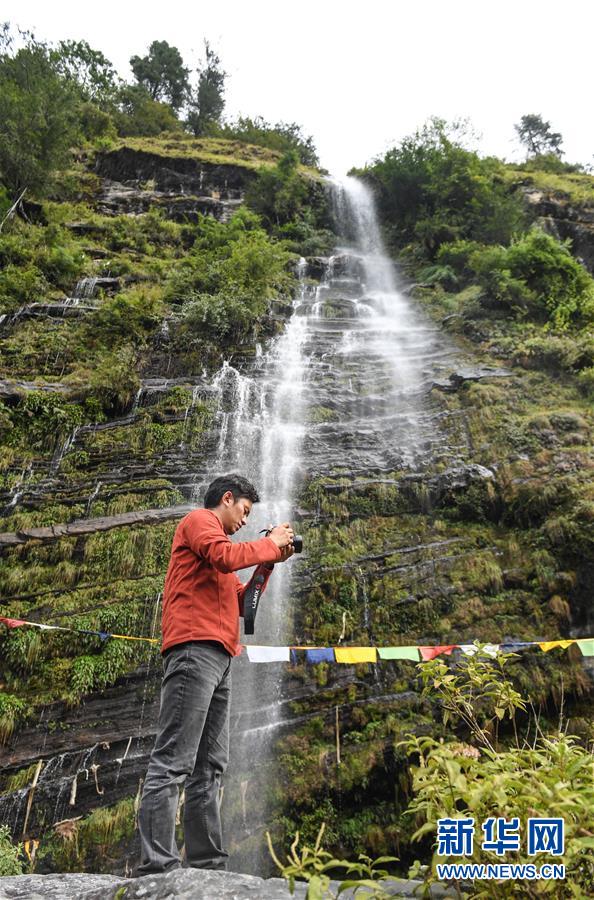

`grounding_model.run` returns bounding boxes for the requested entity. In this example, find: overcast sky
[3,0,593,174]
